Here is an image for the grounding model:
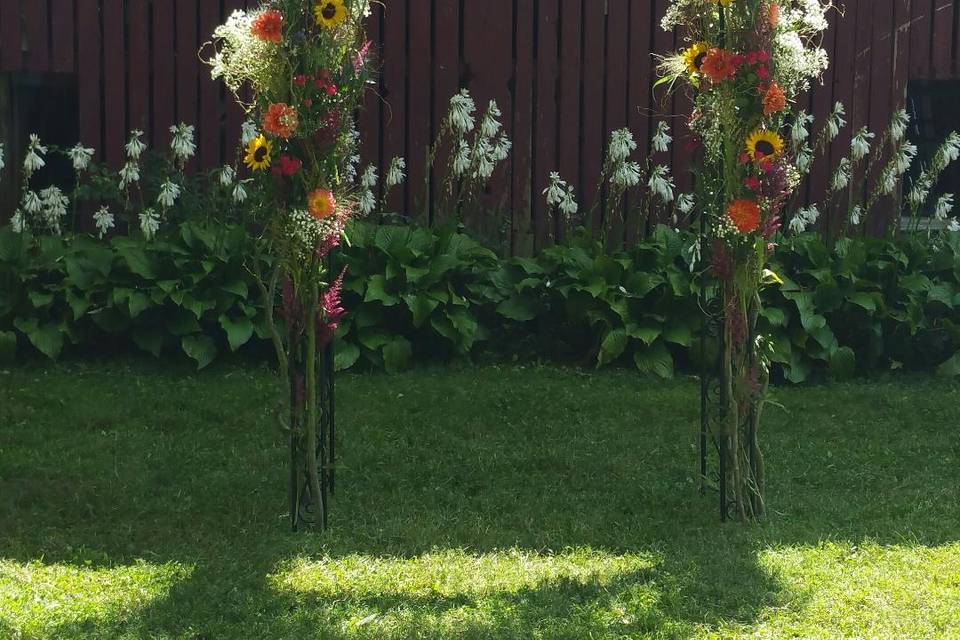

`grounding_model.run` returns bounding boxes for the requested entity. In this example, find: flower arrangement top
[208,0,374,262]
[661,0,831,240]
